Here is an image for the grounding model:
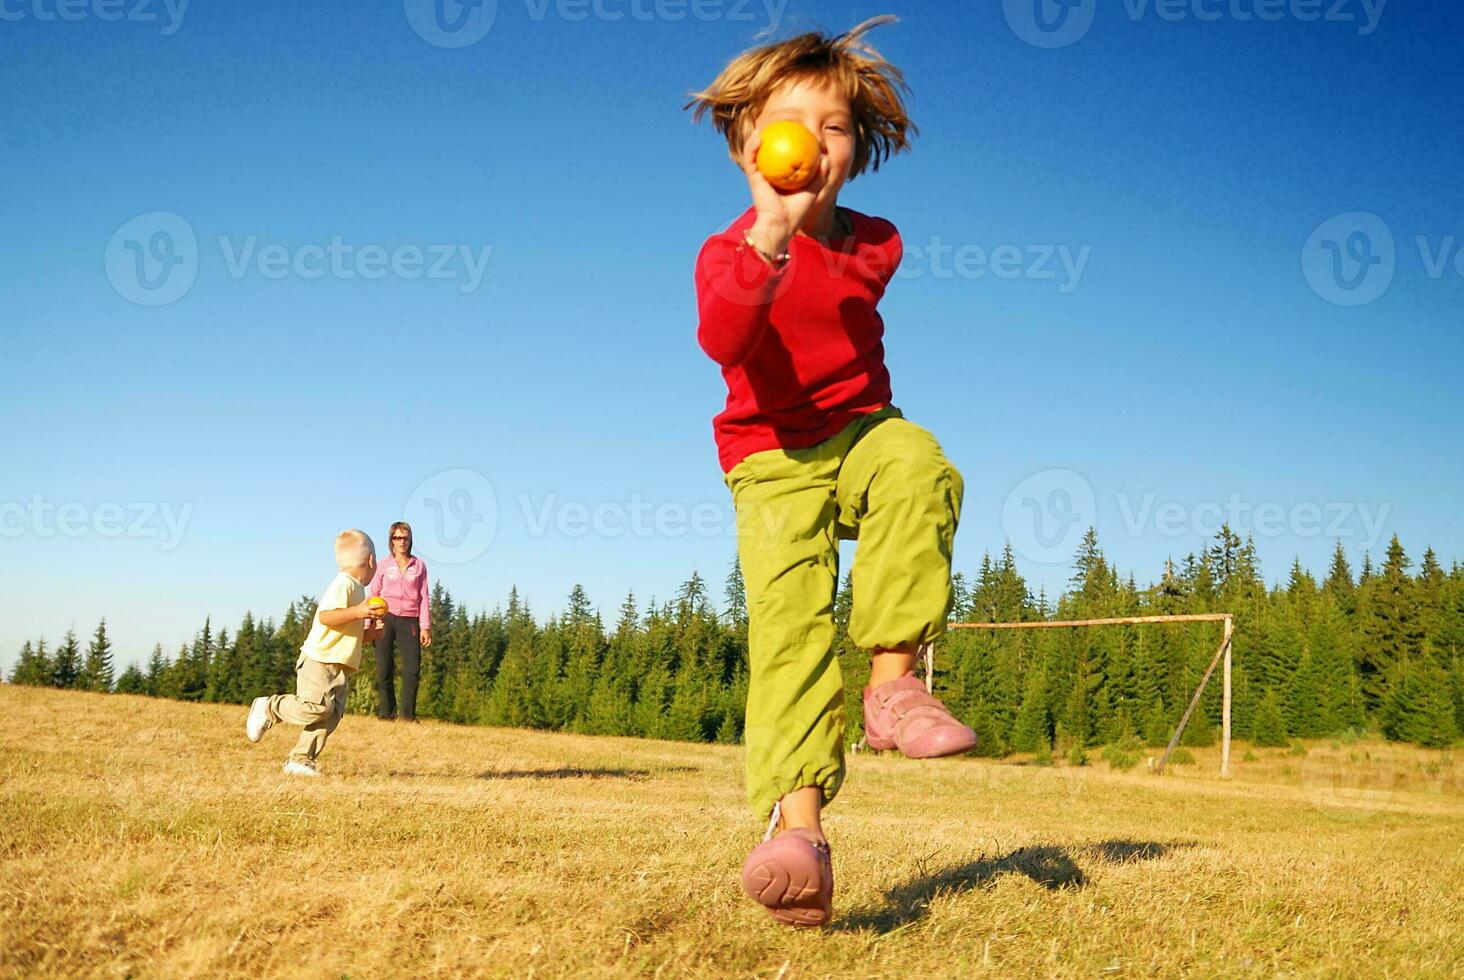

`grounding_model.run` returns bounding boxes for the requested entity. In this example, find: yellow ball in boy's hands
[755,120,821,191]
[367,597,388,614]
